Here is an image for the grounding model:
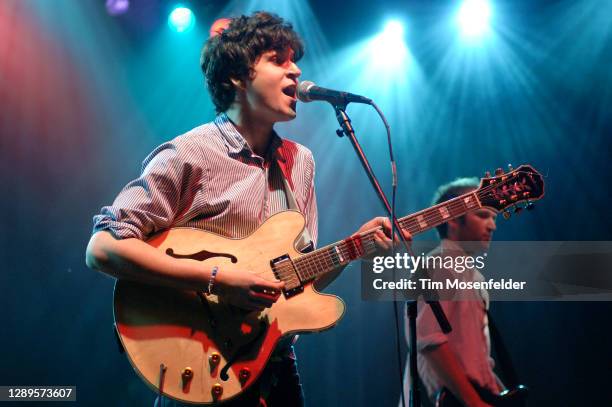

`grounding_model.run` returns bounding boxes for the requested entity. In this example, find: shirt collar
[214,113,286,162]
[214,113,249,155]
